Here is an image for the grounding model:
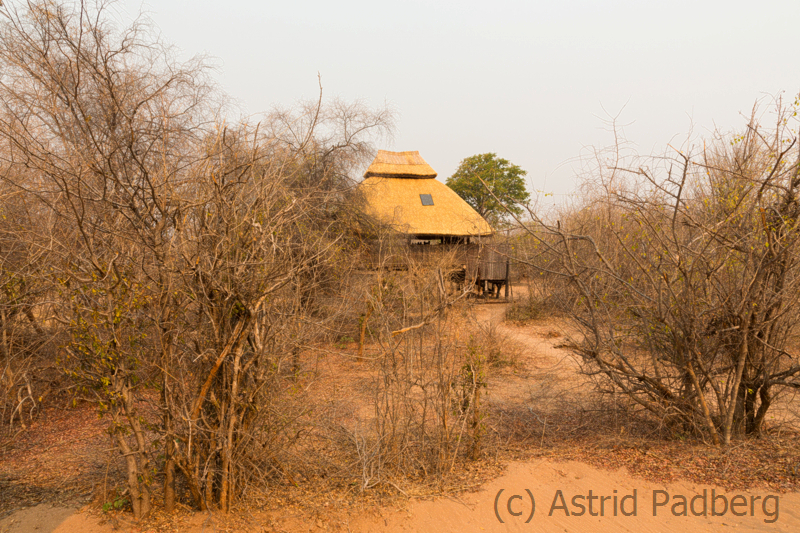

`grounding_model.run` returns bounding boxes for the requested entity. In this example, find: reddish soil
[2,288,800,532]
